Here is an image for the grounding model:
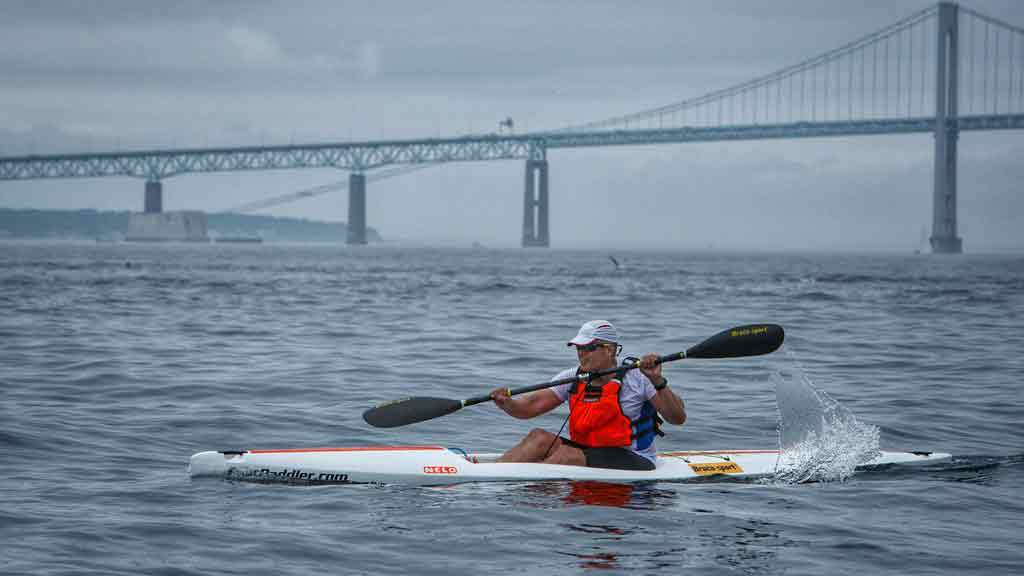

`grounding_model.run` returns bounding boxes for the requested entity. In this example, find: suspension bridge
[2,2,1022,252]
